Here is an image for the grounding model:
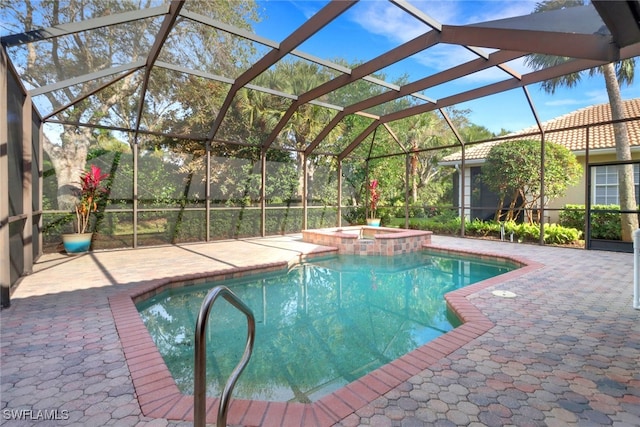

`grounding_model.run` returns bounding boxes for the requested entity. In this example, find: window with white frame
[593,164,640,205]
